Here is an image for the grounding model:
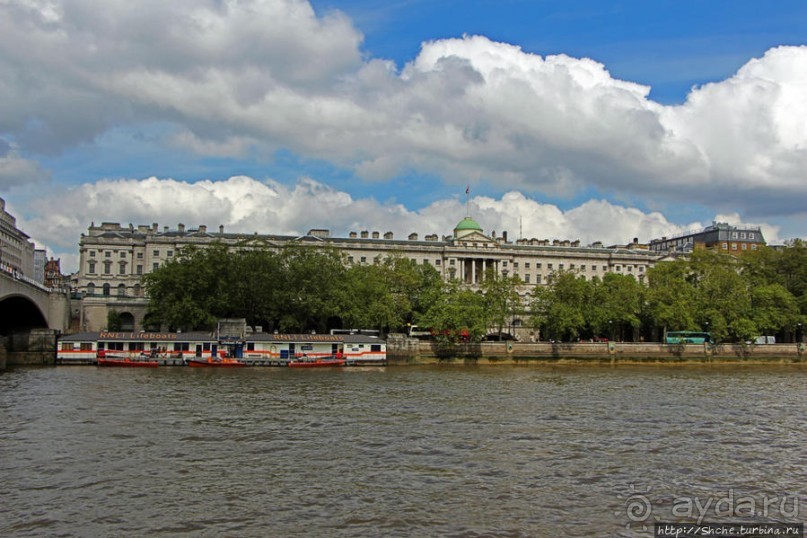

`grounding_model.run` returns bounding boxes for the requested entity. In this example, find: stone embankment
[386,334,807,364]
[1,329,57,369]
